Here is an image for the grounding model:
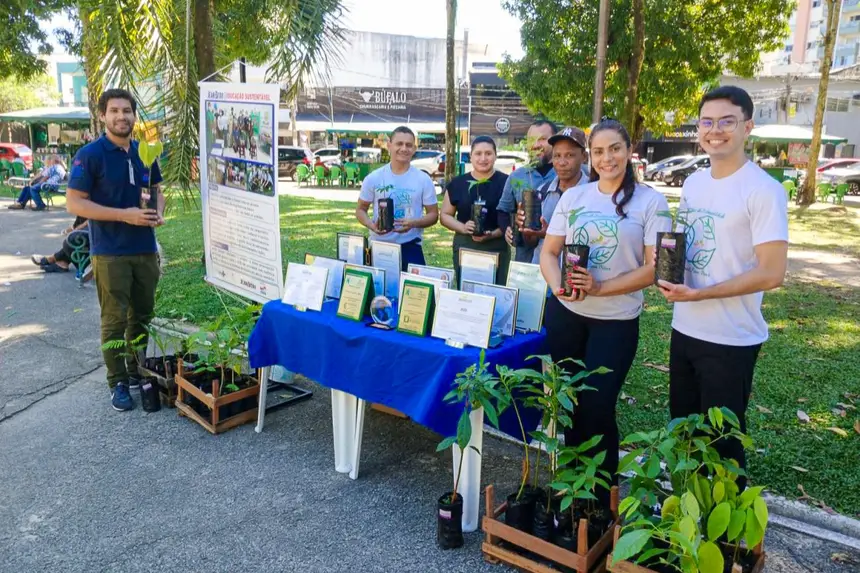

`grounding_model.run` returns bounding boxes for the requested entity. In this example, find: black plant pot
[140,377,161,412]
[377,197,395,233]
[471,202,487,236]
[522,190,542,231]
[437,492,464,549]
[532,503,554,541]
[562,244,591,298]
[655,231,686,285]
[505,490,536,533]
